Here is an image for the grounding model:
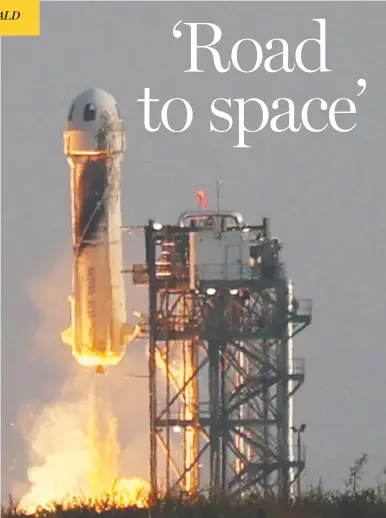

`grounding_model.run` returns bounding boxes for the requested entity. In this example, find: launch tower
[131,210,311,499]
